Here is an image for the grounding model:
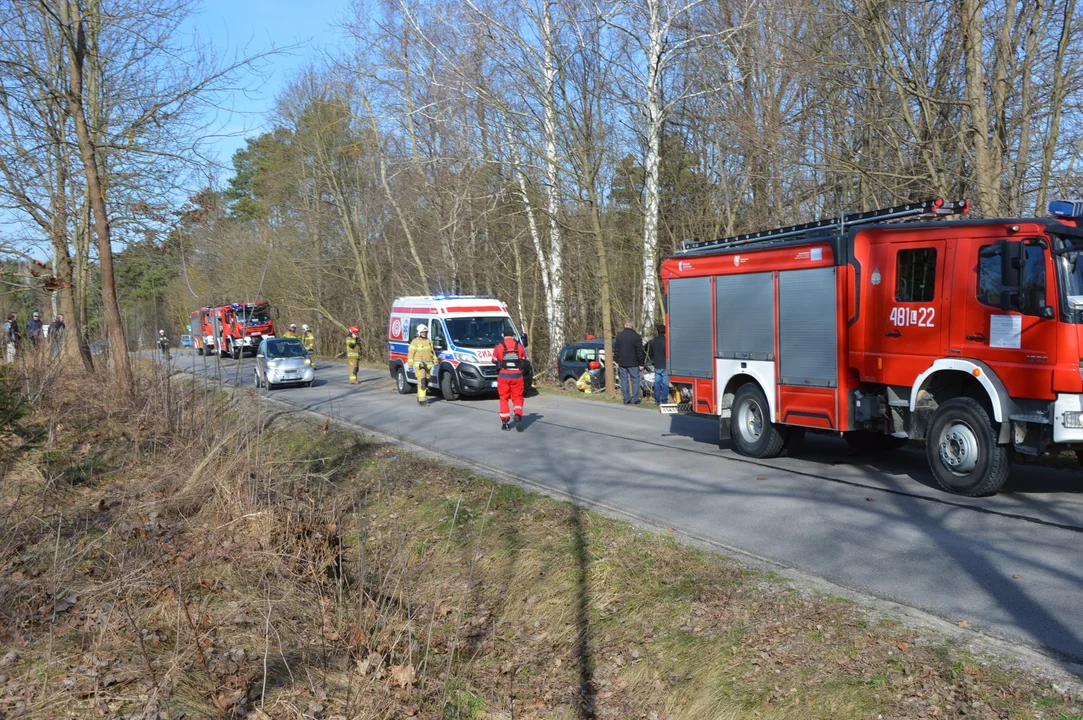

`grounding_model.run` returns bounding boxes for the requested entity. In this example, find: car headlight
[453,352,476,363]
[266,360,278,368]
[304,358,311,365]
